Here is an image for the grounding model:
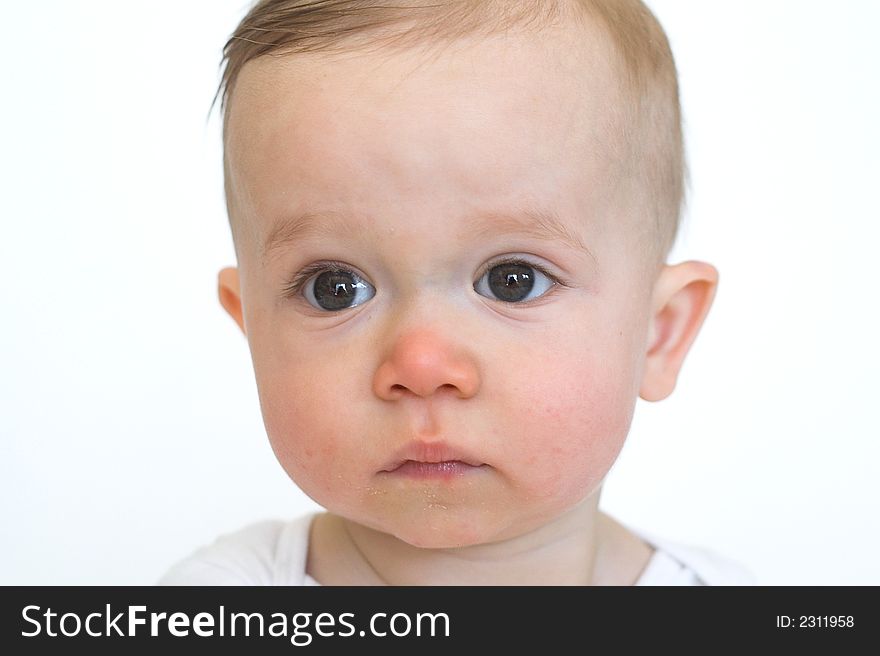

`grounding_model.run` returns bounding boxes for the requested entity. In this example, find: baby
[161,0,754,585]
